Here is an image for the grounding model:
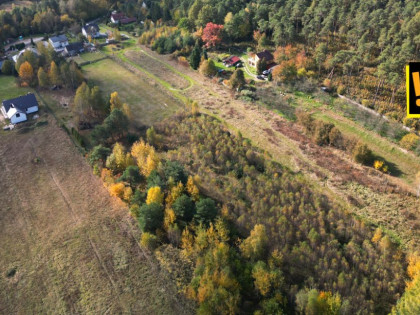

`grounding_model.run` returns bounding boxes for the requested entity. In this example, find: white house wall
[10,112,27,124]
[26,106,38,114]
